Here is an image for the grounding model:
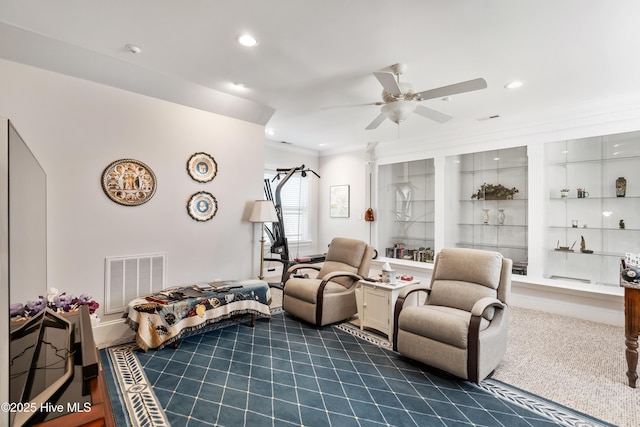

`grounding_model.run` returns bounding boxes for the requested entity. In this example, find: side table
[621,277,640,388]
[356,279,420,342]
